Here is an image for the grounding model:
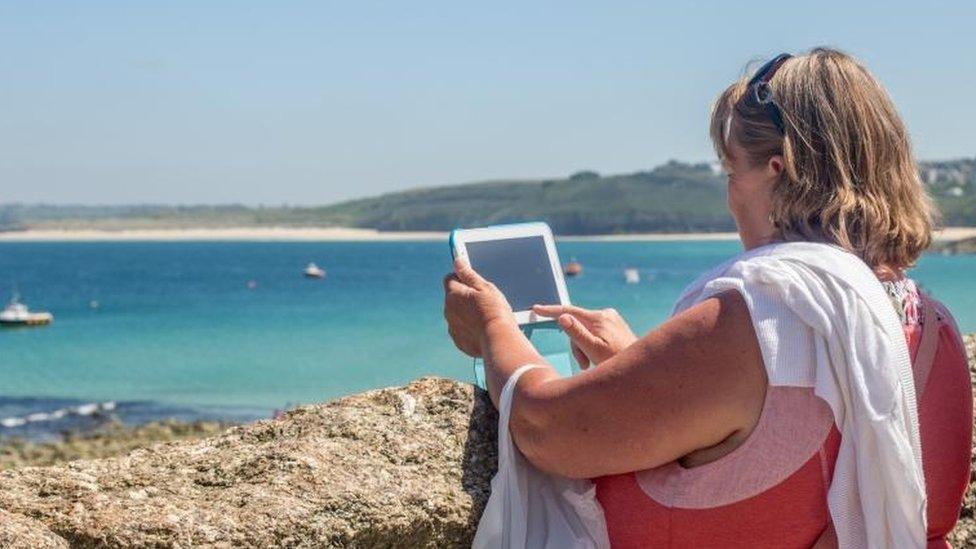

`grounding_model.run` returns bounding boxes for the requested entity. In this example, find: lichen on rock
[950,333,976,548]
[0,377,498,548]
[0,509,68,549]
